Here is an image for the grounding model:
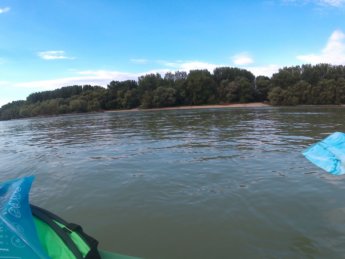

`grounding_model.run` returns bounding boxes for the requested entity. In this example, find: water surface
[1,106,345,258]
